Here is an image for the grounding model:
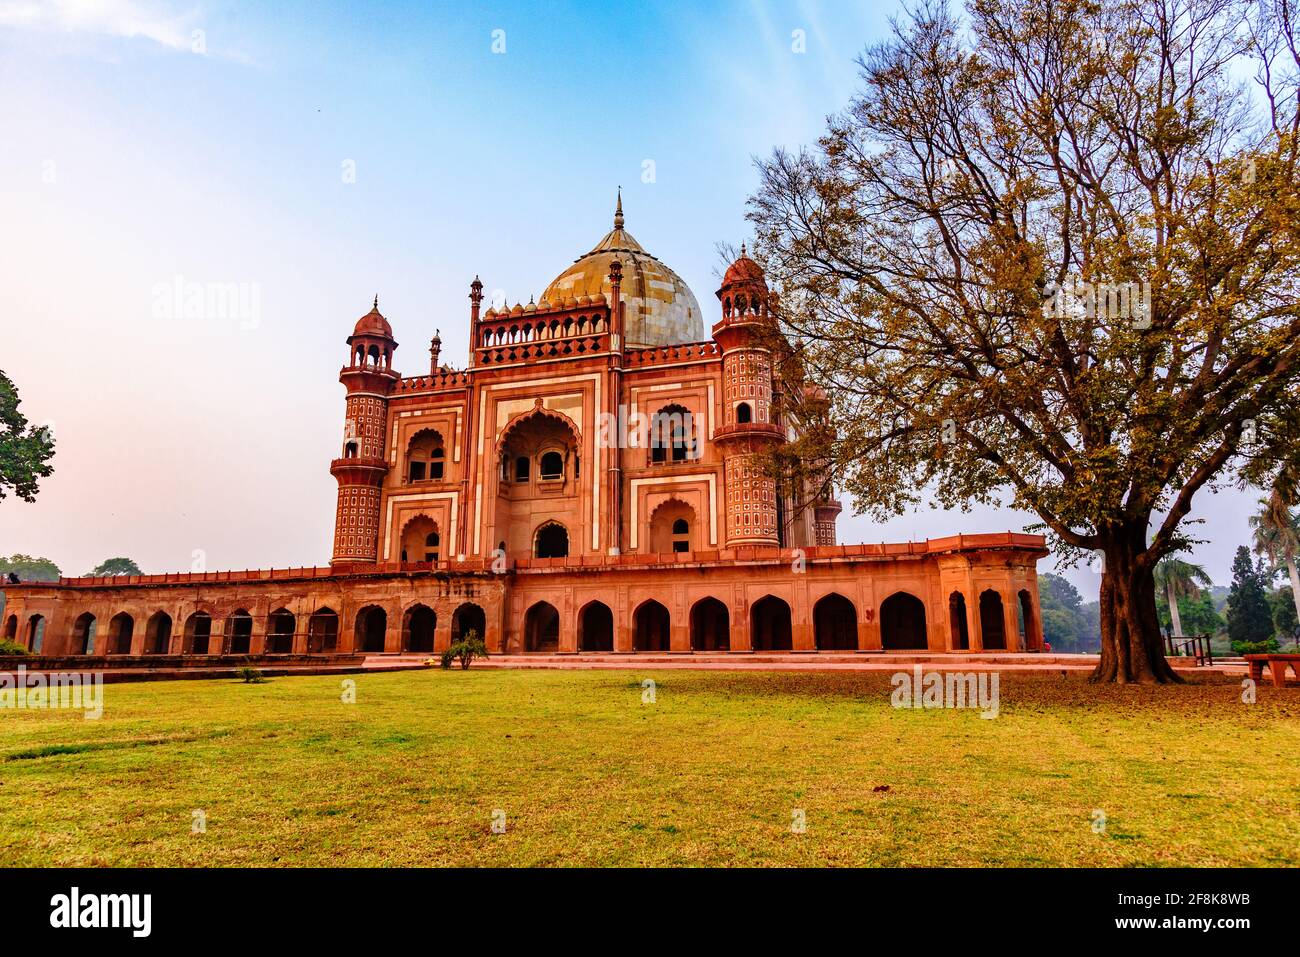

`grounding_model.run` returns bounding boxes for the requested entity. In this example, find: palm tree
[1249,489,1300,637]
[1153,558,1213,638]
